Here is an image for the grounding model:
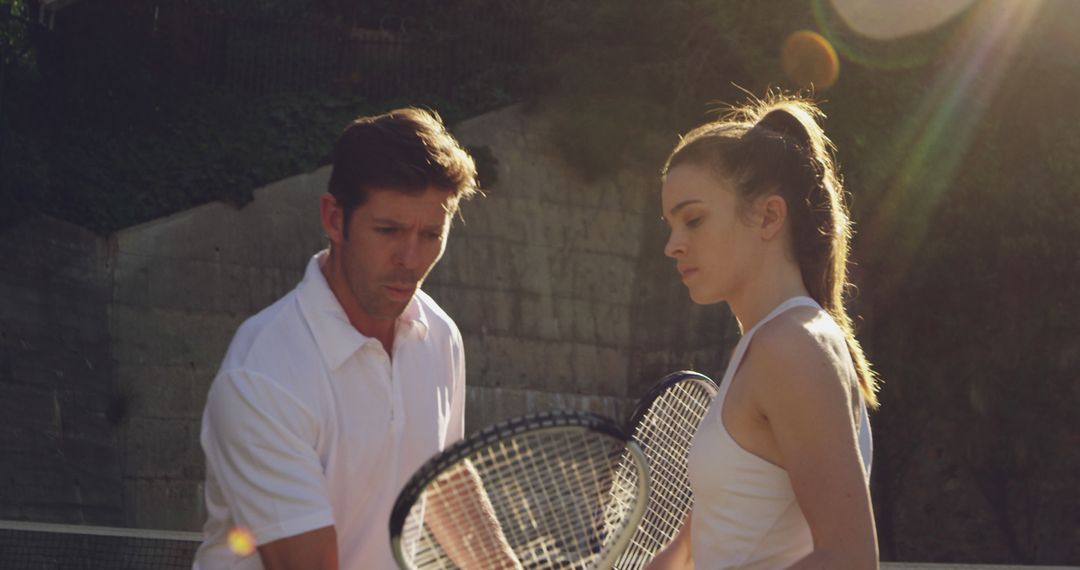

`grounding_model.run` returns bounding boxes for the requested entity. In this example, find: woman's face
[661,163,761,305]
